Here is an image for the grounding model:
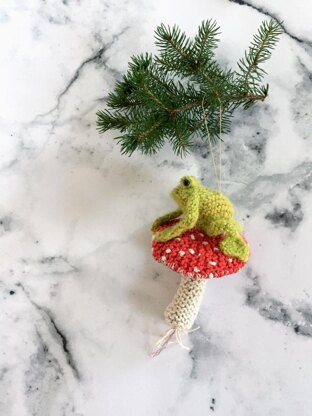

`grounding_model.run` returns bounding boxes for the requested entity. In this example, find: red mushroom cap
[152,220,249,279]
